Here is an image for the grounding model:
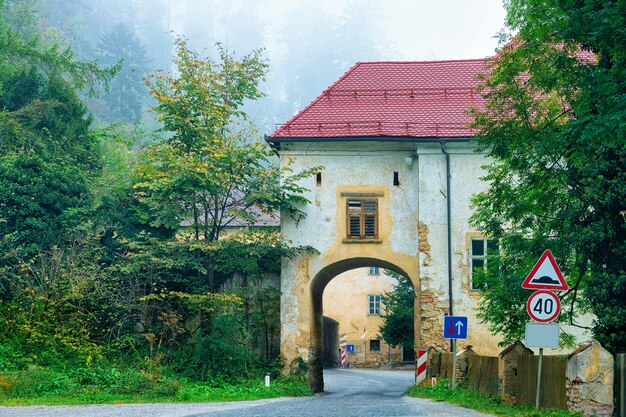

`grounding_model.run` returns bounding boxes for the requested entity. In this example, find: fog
[40,0,506,133]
